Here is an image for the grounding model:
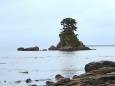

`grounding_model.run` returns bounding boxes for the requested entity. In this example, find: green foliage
[57,18,85,48]
[61,18,77,32]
